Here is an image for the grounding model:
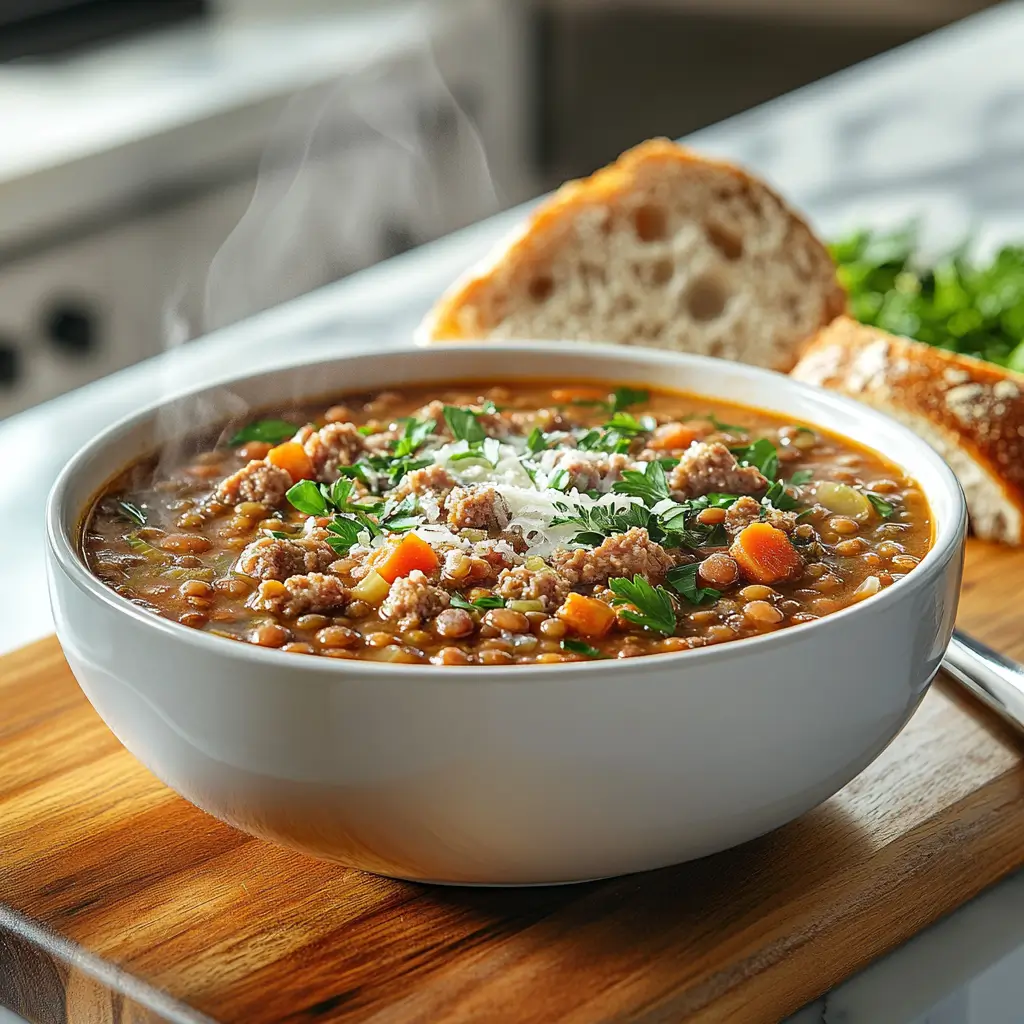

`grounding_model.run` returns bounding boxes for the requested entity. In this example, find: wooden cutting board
[4,540,1024,1024]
